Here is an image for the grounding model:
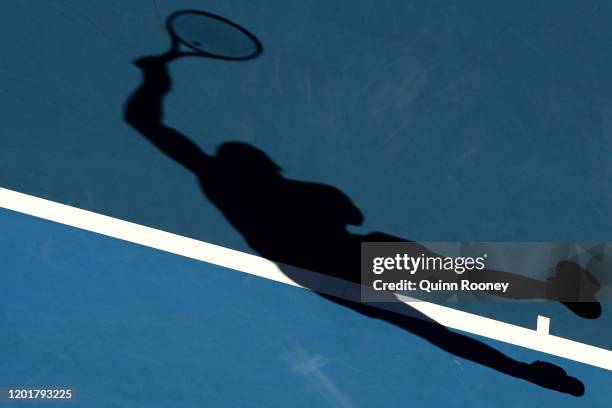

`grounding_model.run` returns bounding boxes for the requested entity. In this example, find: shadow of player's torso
[198,157,402,283]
